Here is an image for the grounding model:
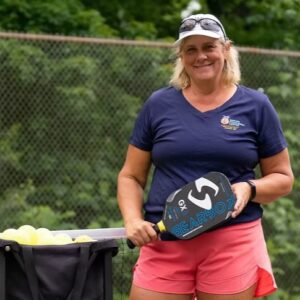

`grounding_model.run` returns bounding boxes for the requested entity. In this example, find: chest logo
[221,115,245,130]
